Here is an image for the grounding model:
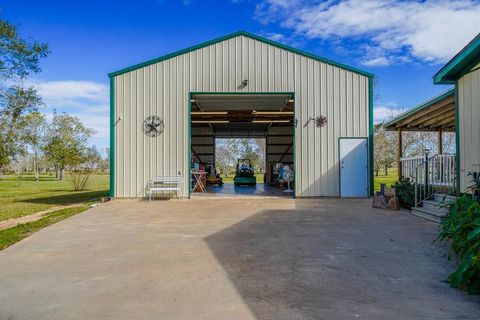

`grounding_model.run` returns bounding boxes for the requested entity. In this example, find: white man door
[339,138,368,197]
